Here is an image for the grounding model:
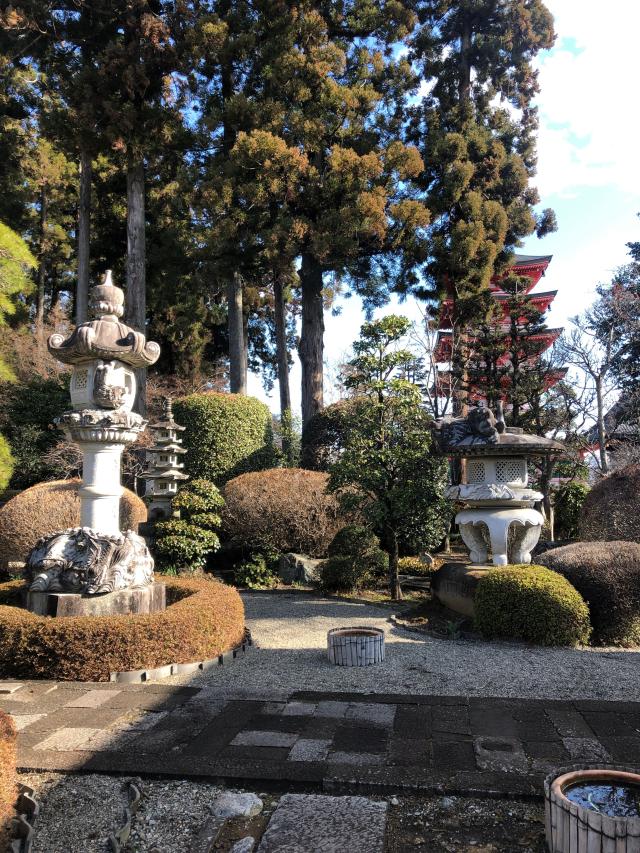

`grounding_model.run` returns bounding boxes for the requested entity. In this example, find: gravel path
[163,591,640,701]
